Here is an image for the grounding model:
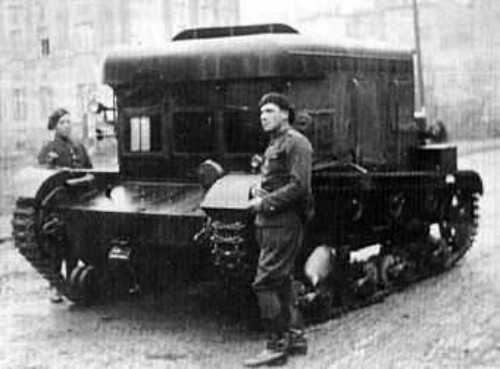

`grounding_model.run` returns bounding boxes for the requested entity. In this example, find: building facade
[0,0,239,155]
[293,0,500,139]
